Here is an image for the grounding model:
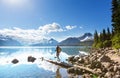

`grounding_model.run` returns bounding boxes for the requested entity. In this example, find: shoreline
[2,47,120,77]
[67,48,120,78]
